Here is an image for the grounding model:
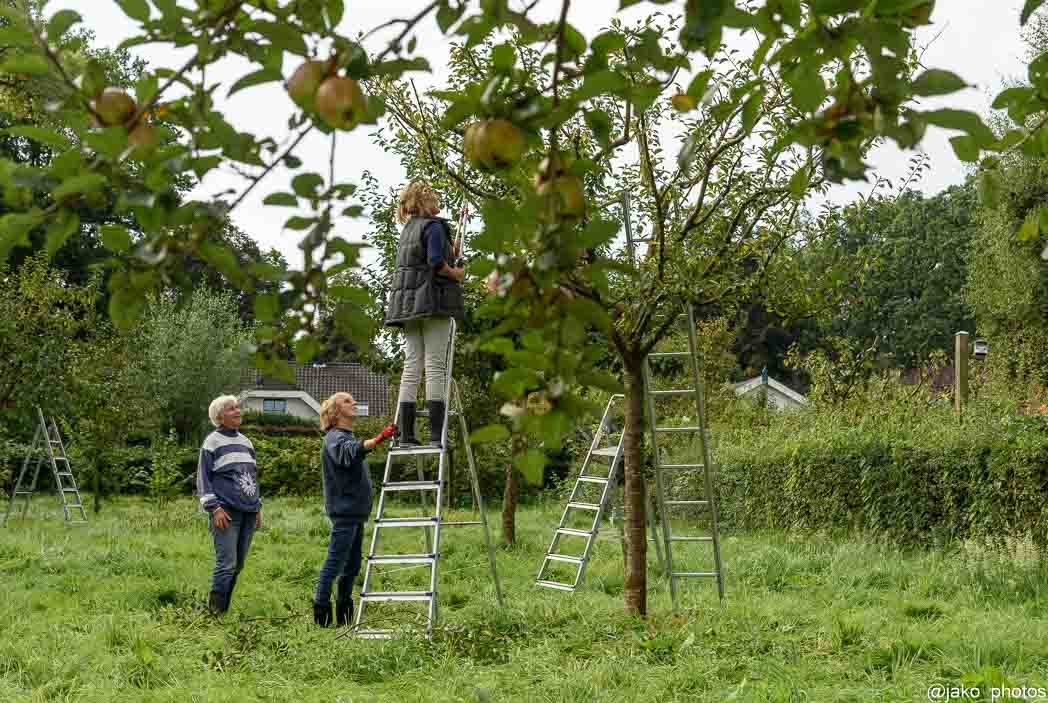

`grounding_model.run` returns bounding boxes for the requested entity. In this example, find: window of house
[262,399,287,413]
[356,403,369,416]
